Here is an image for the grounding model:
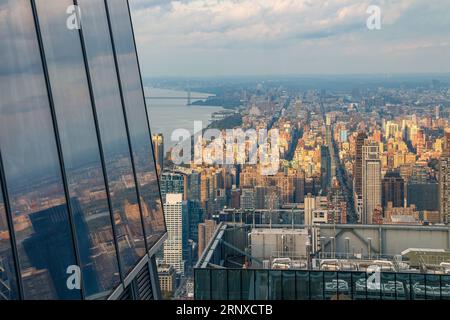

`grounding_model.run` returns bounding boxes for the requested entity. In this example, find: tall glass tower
[0,0,166,300]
